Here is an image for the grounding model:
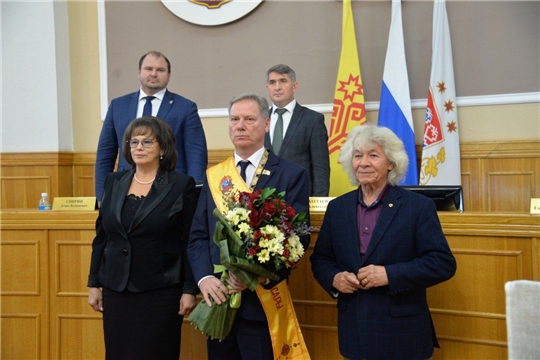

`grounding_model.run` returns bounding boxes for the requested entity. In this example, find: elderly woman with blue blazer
[88,116,198,360]
[311,124,456,360]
